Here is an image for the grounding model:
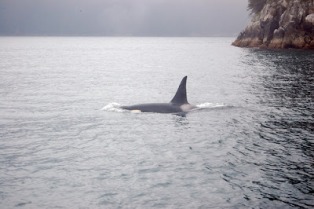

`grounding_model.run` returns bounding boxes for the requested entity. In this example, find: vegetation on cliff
[248,0,267,14]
